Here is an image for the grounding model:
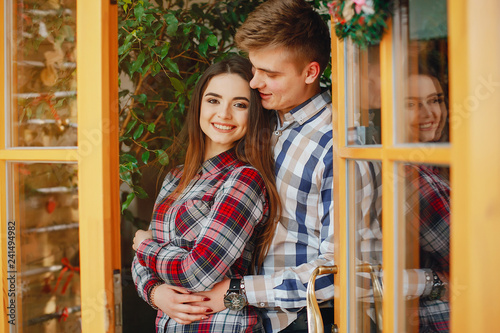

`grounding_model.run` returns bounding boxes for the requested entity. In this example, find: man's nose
[250,72,263,89]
